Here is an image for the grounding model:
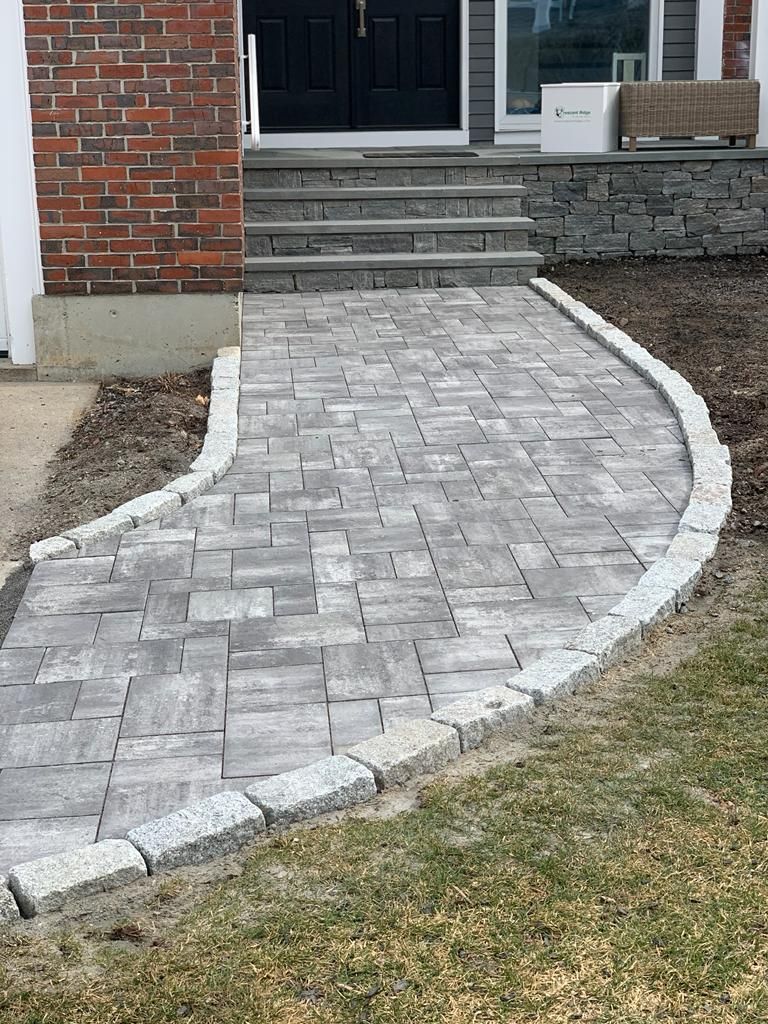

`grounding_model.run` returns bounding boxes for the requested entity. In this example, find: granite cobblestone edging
[1,281,731,921]
[27,346,242,565]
